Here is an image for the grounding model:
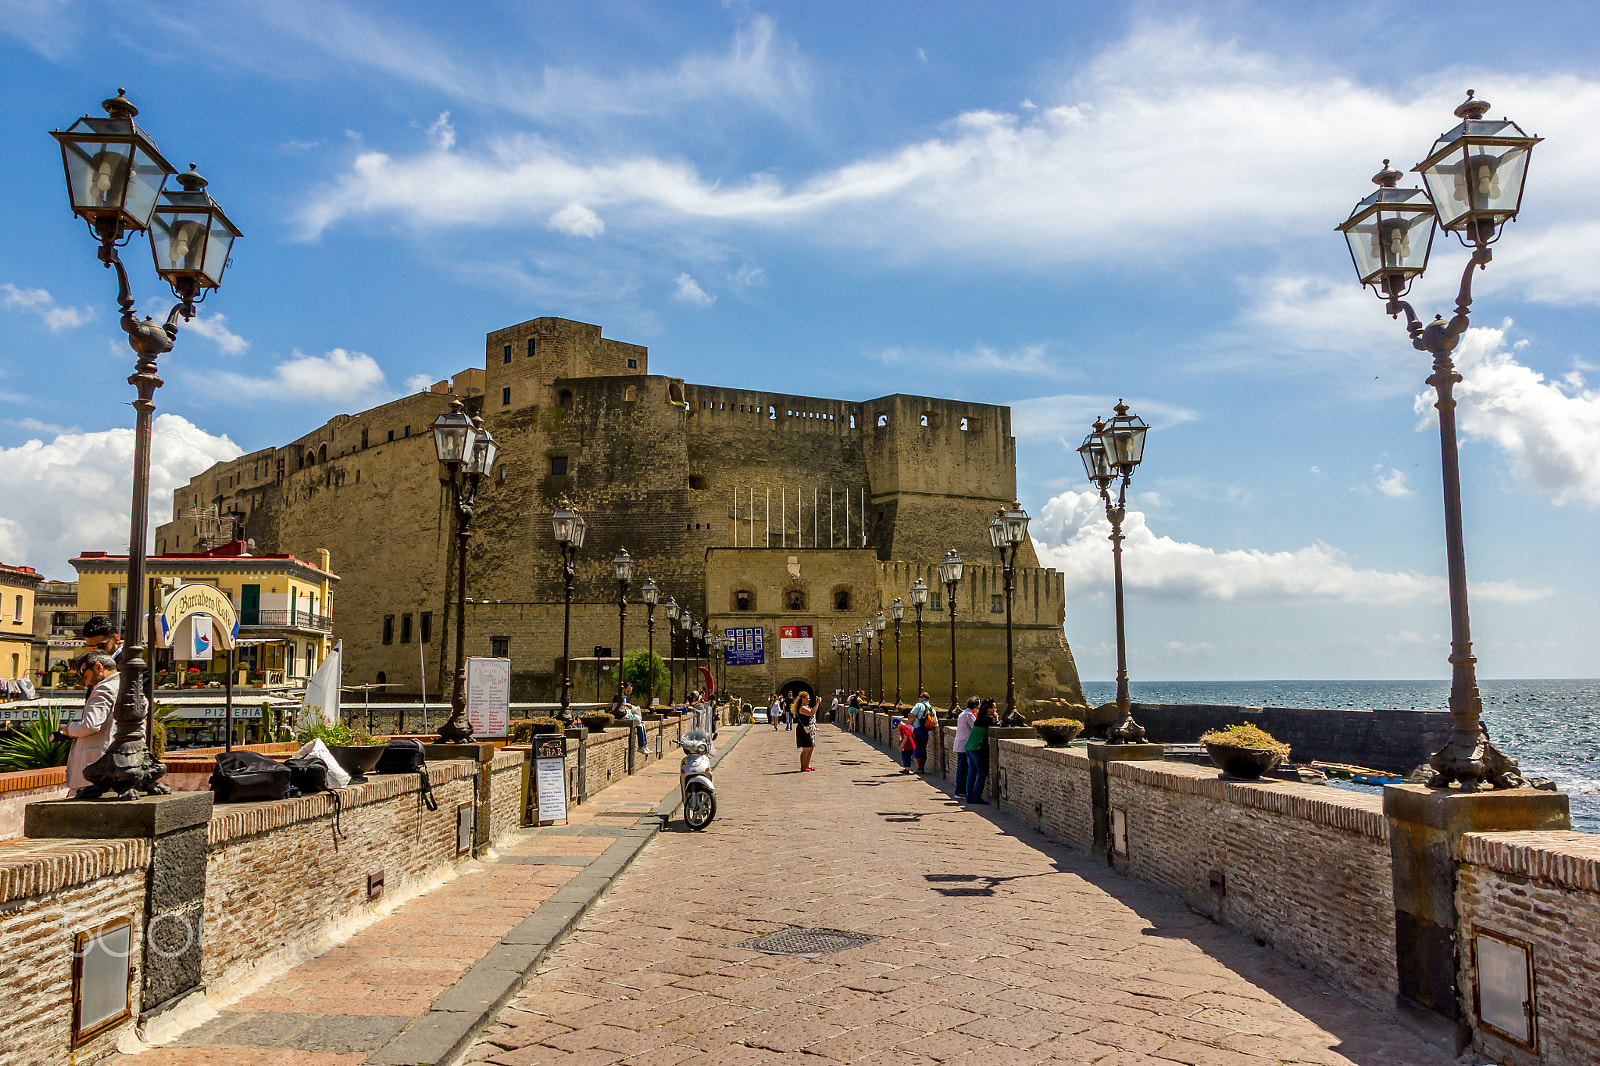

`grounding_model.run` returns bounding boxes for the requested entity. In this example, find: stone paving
[463,723,1458,1066]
